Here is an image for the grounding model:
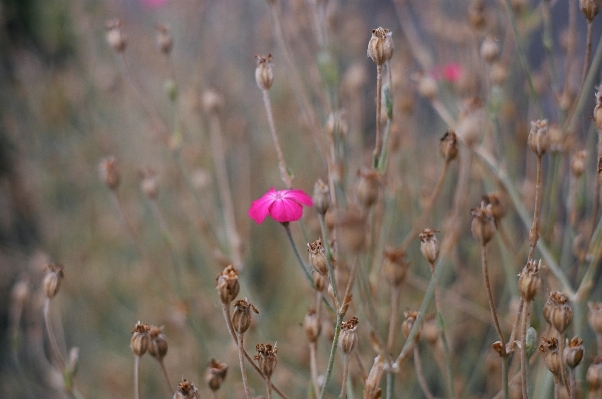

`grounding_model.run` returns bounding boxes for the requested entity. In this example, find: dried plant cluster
[7,1,602,399]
